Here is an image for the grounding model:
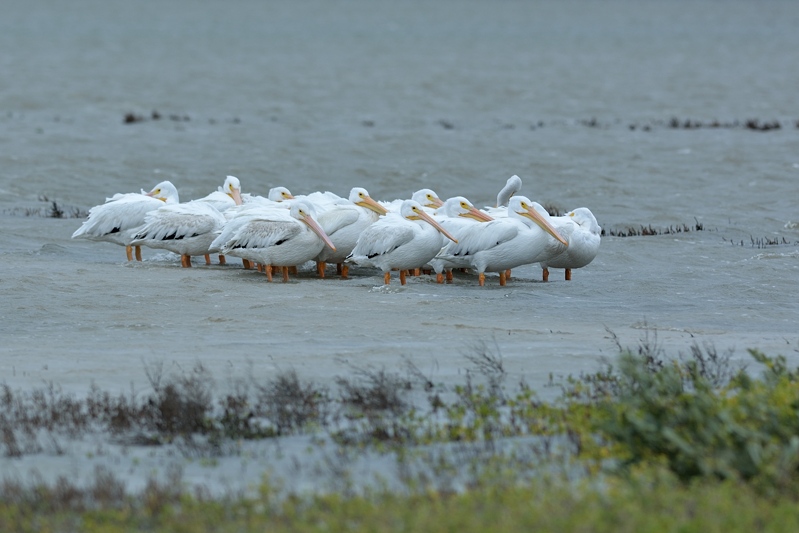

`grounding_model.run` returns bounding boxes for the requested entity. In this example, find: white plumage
[428,196,494,283]
[380,189,444,214]
[436,195,568,286]
[539,207,601,281]
[217,201,336,282]
[347,199,457,285]
[192,175,244,213]
[482,175,523,218]
[71,180,180,261]
[130,202,228,267]
[314,187,388,278]
[130,176,244,267]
